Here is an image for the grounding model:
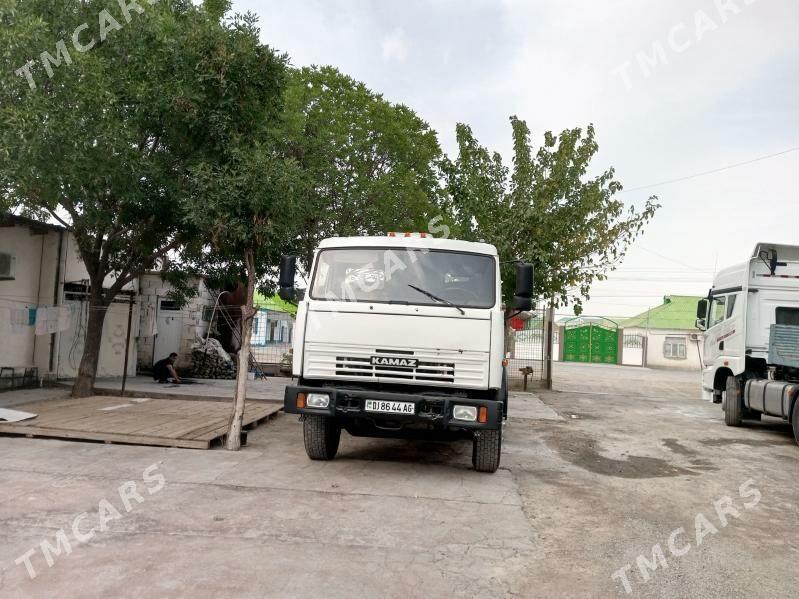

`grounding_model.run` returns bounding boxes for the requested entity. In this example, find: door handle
[719,341,724,351]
